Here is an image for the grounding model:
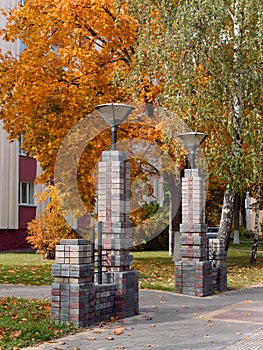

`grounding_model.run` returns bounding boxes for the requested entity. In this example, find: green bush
[238,226,254,240]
